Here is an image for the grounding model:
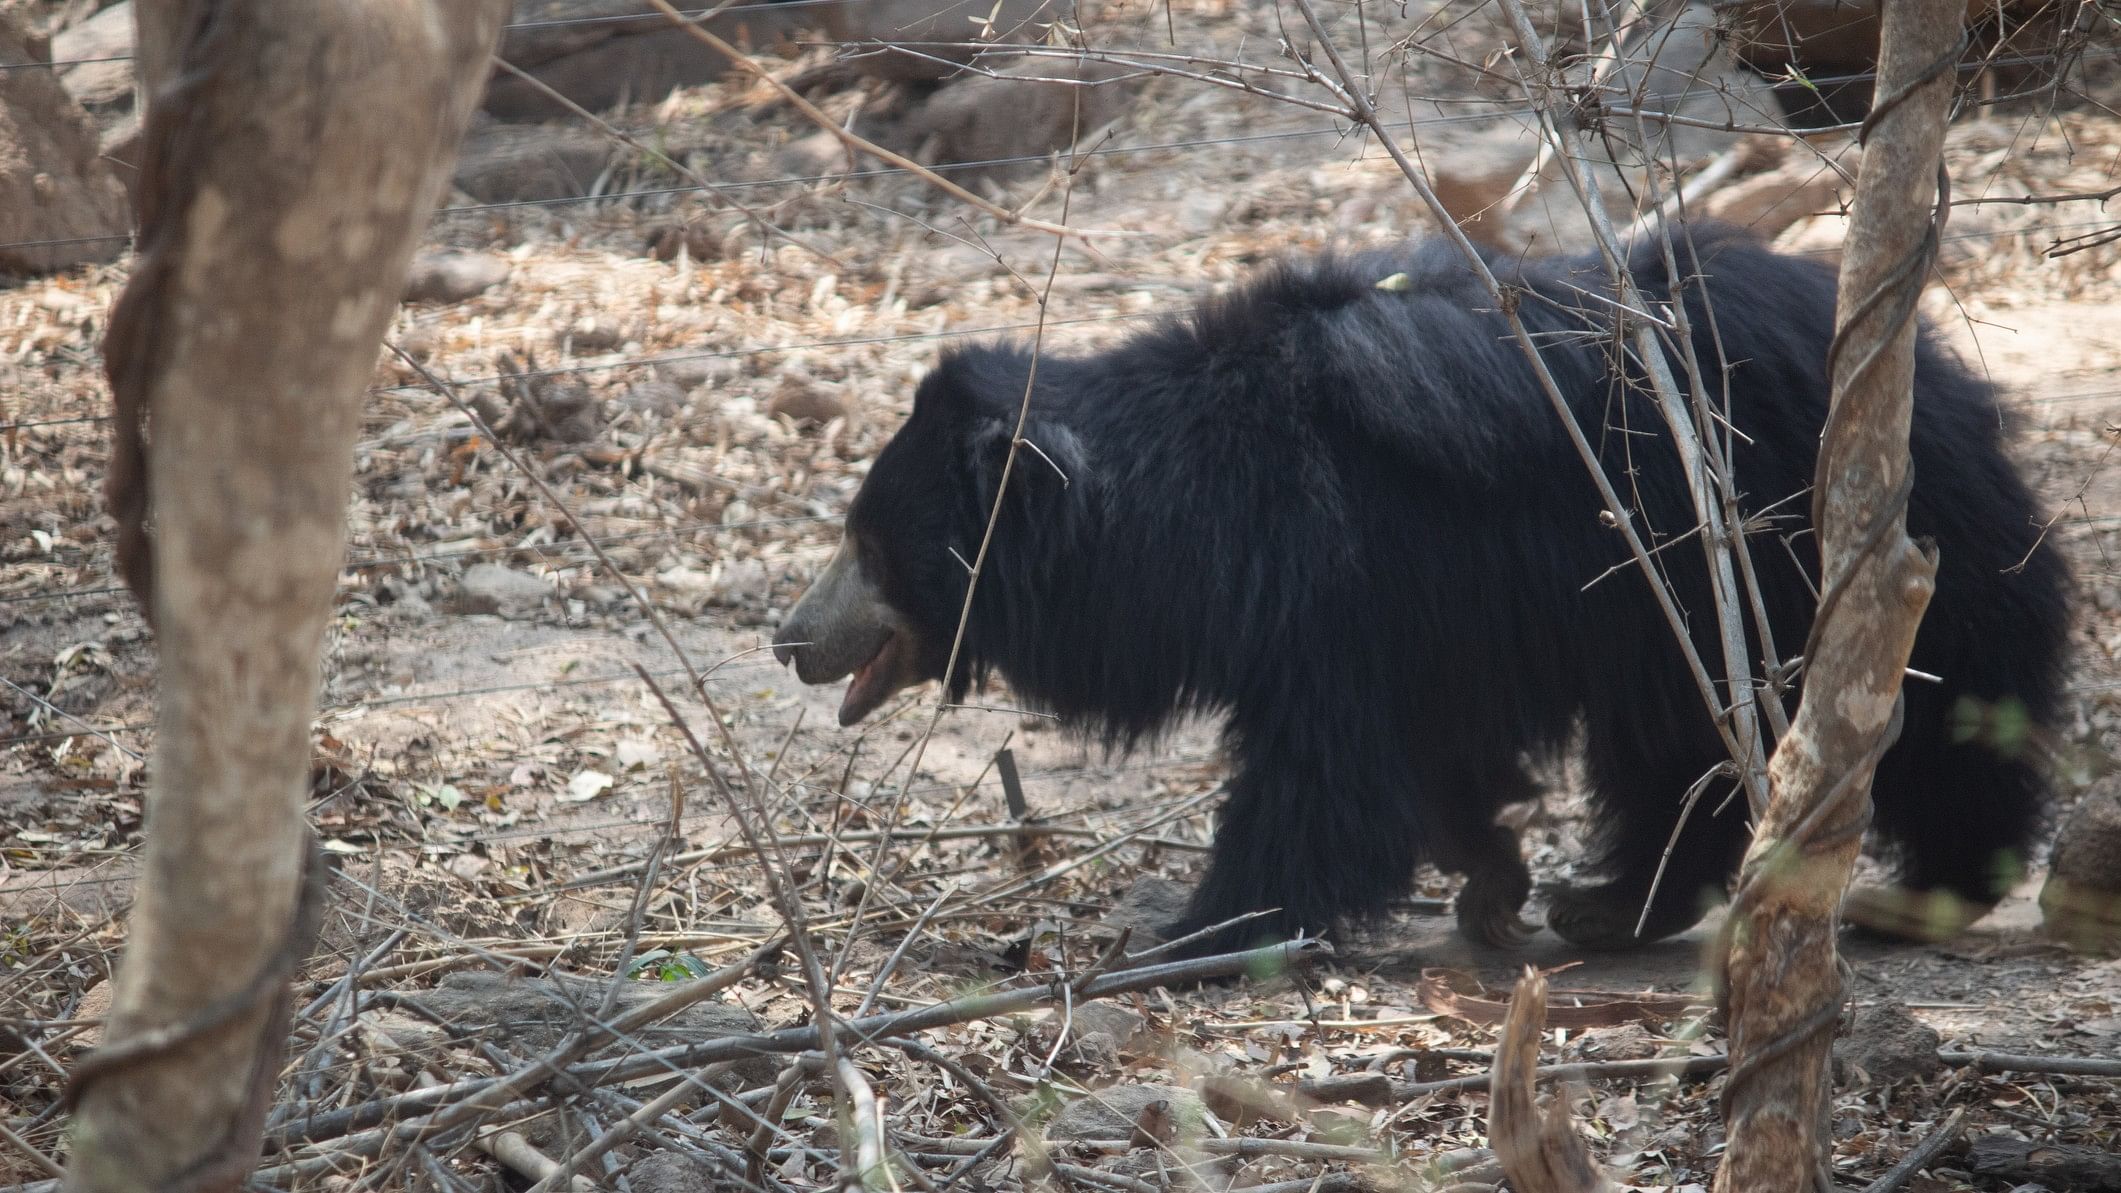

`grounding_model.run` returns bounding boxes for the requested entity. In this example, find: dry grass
[3,1,2121,1188]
